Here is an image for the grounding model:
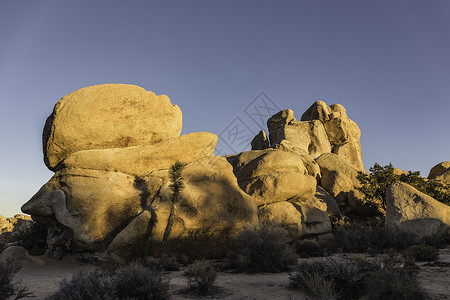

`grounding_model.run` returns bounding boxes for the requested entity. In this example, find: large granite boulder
[60,132,216,176]
[315,153,361,204]
[22,169,144,251]
[428,161,450,184]
[43,84,182,170]
[267,109,331,159]
[386,182,450,238]
[301,101,364,171]
[107,156,259,262]
[229,149,317,205]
